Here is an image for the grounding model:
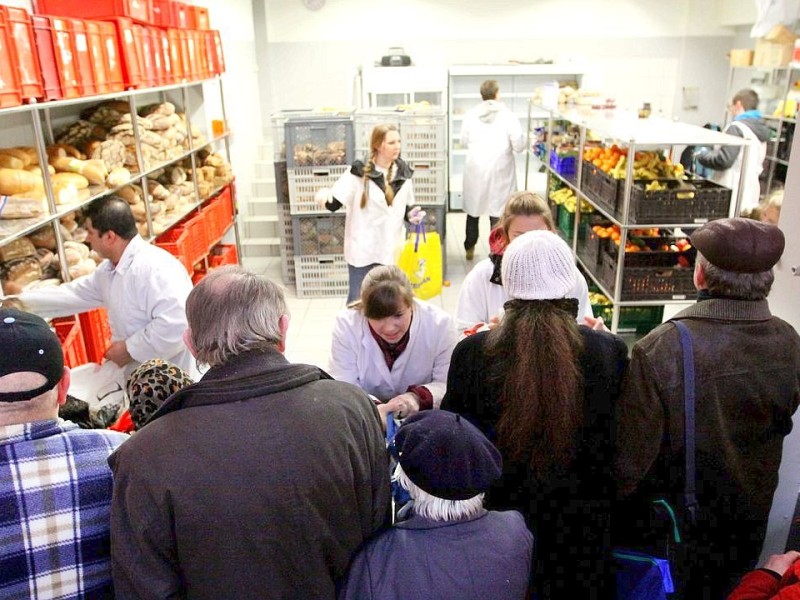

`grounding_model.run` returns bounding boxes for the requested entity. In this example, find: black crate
[577,215,610,267]
[292,214,347,255]
[285,118,355,168]
[619,179,731,224]
[581,160,618,215]
[599,242,696,301]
